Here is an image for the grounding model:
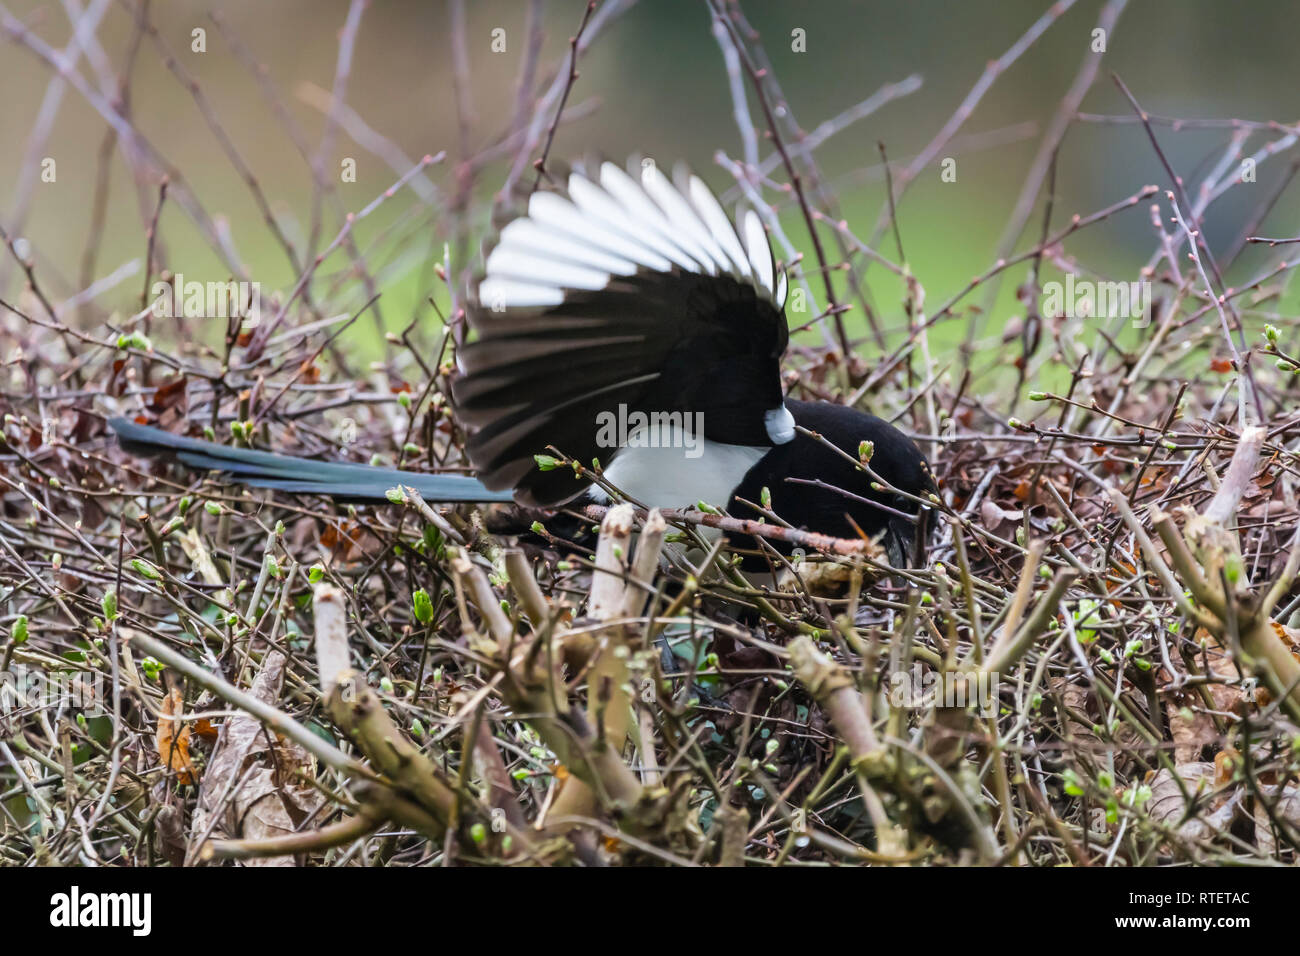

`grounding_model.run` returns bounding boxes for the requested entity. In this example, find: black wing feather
[453,161,789,508]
